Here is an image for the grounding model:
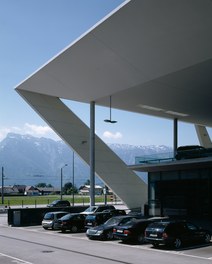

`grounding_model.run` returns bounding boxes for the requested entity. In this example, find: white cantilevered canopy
[16,0,212,127]
[15,0,212,208]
